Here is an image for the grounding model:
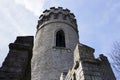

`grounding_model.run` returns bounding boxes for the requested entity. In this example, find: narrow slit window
[56,30,65,47]
[73,73,76,80]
